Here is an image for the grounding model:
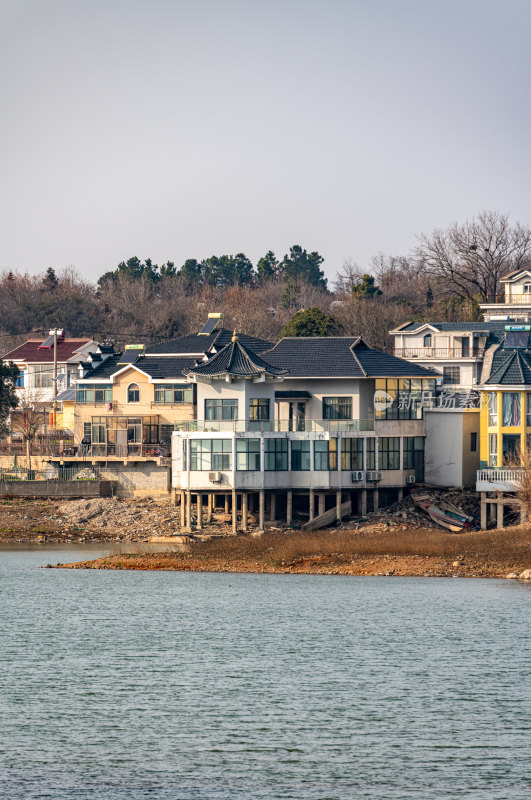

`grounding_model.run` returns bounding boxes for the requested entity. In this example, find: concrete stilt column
[259,490,265,530]
[207,493,213,523]
[318,493,325,516]
[232,490,237,534]
[497,493,504,529]
[336,491,342,522]
[183,490,192,532]
[180,490,186,528]
[224,495,230,514]
[360,489,367,516]
[249,494,254,514]
[373,488,379,512]
[196,494,203,531]
[242,492,248,532]
[286,491,293,525]
[397,487,404,503]
[309,489,315,521]
[520,501,528,525]
[480,492,487,529]
[270,493,276,521]
[488,498,496,524]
